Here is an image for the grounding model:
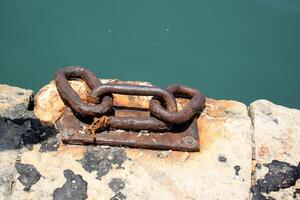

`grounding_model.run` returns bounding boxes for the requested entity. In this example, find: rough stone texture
[0,84,33,200]
[0,114,56,152]
[108,178,125,193]
[119,99,252,200]
[53,169,88,200]
[15,163,41,191]
[0,150,18,200]
[0,84,33,120]
[251,160,300,200]
[0,84,57,200]
[13,80,253,200]
[1,82,300,199]
[250,100,300,200]
[0,84,55,151]
[78,147,128,180]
